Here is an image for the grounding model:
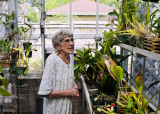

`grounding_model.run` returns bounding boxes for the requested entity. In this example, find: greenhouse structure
[0,0,160,113]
